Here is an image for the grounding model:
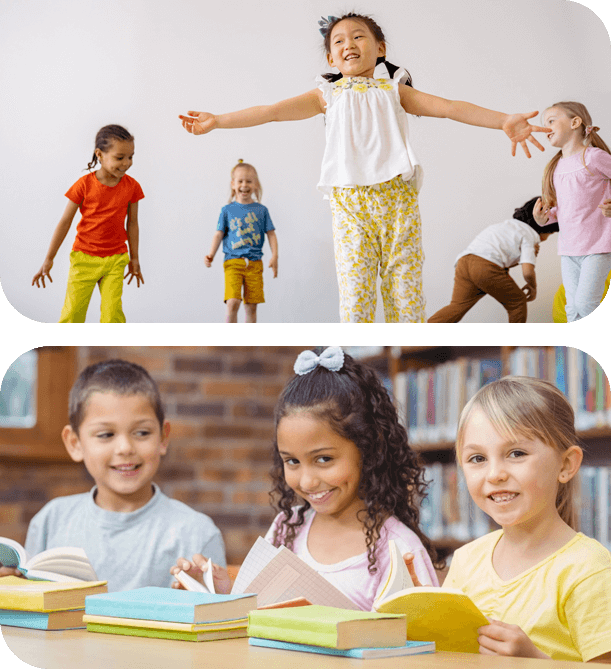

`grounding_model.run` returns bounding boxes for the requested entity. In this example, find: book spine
[85,600,195,623]
[247,619,338,648]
